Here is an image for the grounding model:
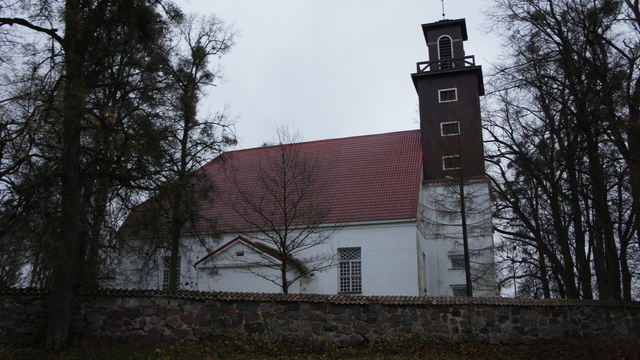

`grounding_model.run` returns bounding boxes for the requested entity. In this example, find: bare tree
[485,0,640,300]
[155,13,235,291]
[116,13,236,291]
[0,0,177,349]
[228,126,336,294]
